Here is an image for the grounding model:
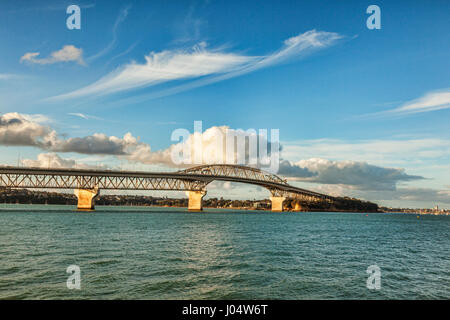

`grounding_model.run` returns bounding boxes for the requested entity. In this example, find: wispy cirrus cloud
[362,89,450,118]
[87,5,131,62]
[68,113,103,120]
[20,45,85,66]
[0,74,21,80]
[47,30,343,101]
